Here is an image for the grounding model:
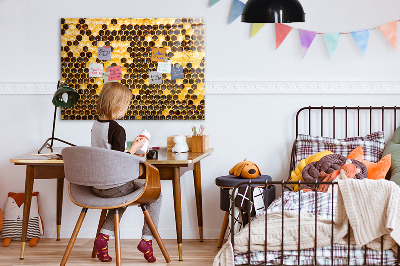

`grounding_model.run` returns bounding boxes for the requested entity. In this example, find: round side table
[215,175,275,248]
